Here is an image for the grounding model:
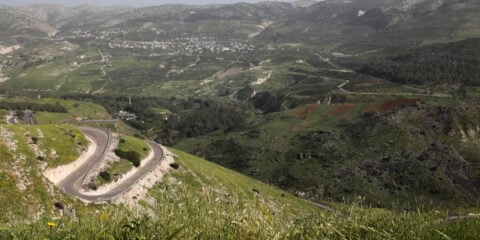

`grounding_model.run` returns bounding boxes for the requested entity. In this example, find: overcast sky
[0,0,297,7]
